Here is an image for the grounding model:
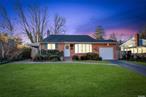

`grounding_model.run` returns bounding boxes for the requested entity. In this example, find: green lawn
[0,63,146,97]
